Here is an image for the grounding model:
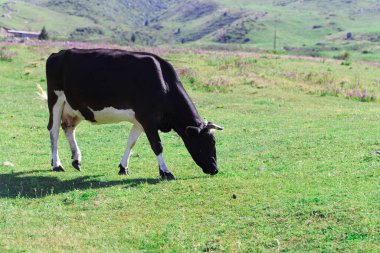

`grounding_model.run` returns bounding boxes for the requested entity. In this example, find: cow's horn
[206,122,224,130]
